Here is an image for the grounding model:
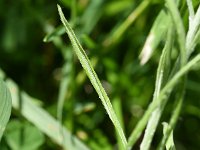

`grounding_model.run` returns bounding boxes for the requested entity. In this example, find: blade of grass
[5,78,89,150]
[139,10,170,65]
[186,4,200,56]
[186,0,194,21]
[0,79,12,140]
[57,5,128,149]
[127,54,200,149]
[139,0,181,65]
[140,25,173,150]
